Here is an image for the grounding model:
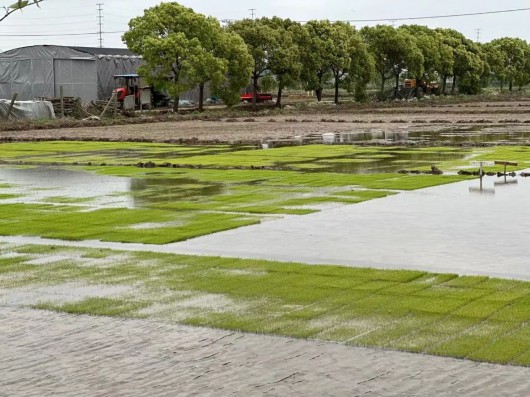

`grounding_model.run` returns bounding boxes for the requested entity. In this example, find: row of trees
[123,2,530,110]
